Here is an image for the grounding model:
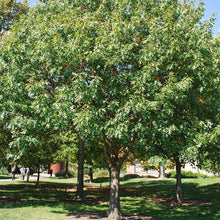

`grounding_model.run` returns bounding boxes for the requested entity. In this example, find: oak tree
[0,0,219,218]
